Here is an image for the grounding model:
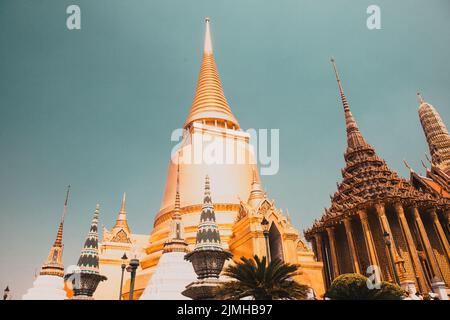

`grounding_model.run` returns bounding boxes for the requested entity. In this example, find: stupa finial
[204,17,213,55]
